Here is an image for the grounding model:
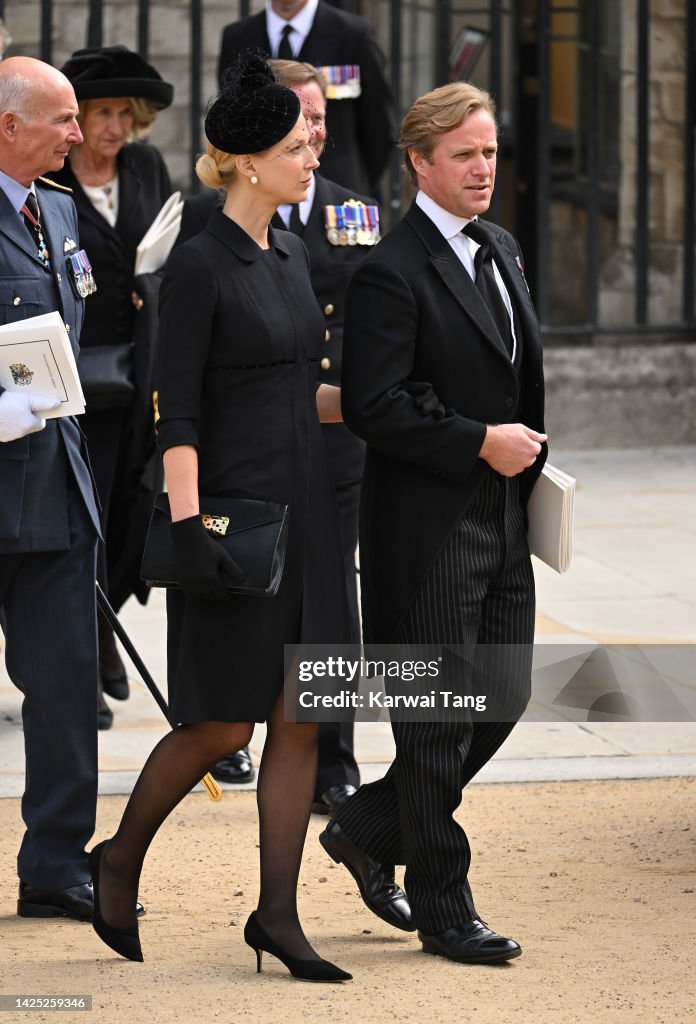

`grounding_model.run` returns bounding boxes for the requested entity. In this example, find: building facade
[2,0,694,443]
